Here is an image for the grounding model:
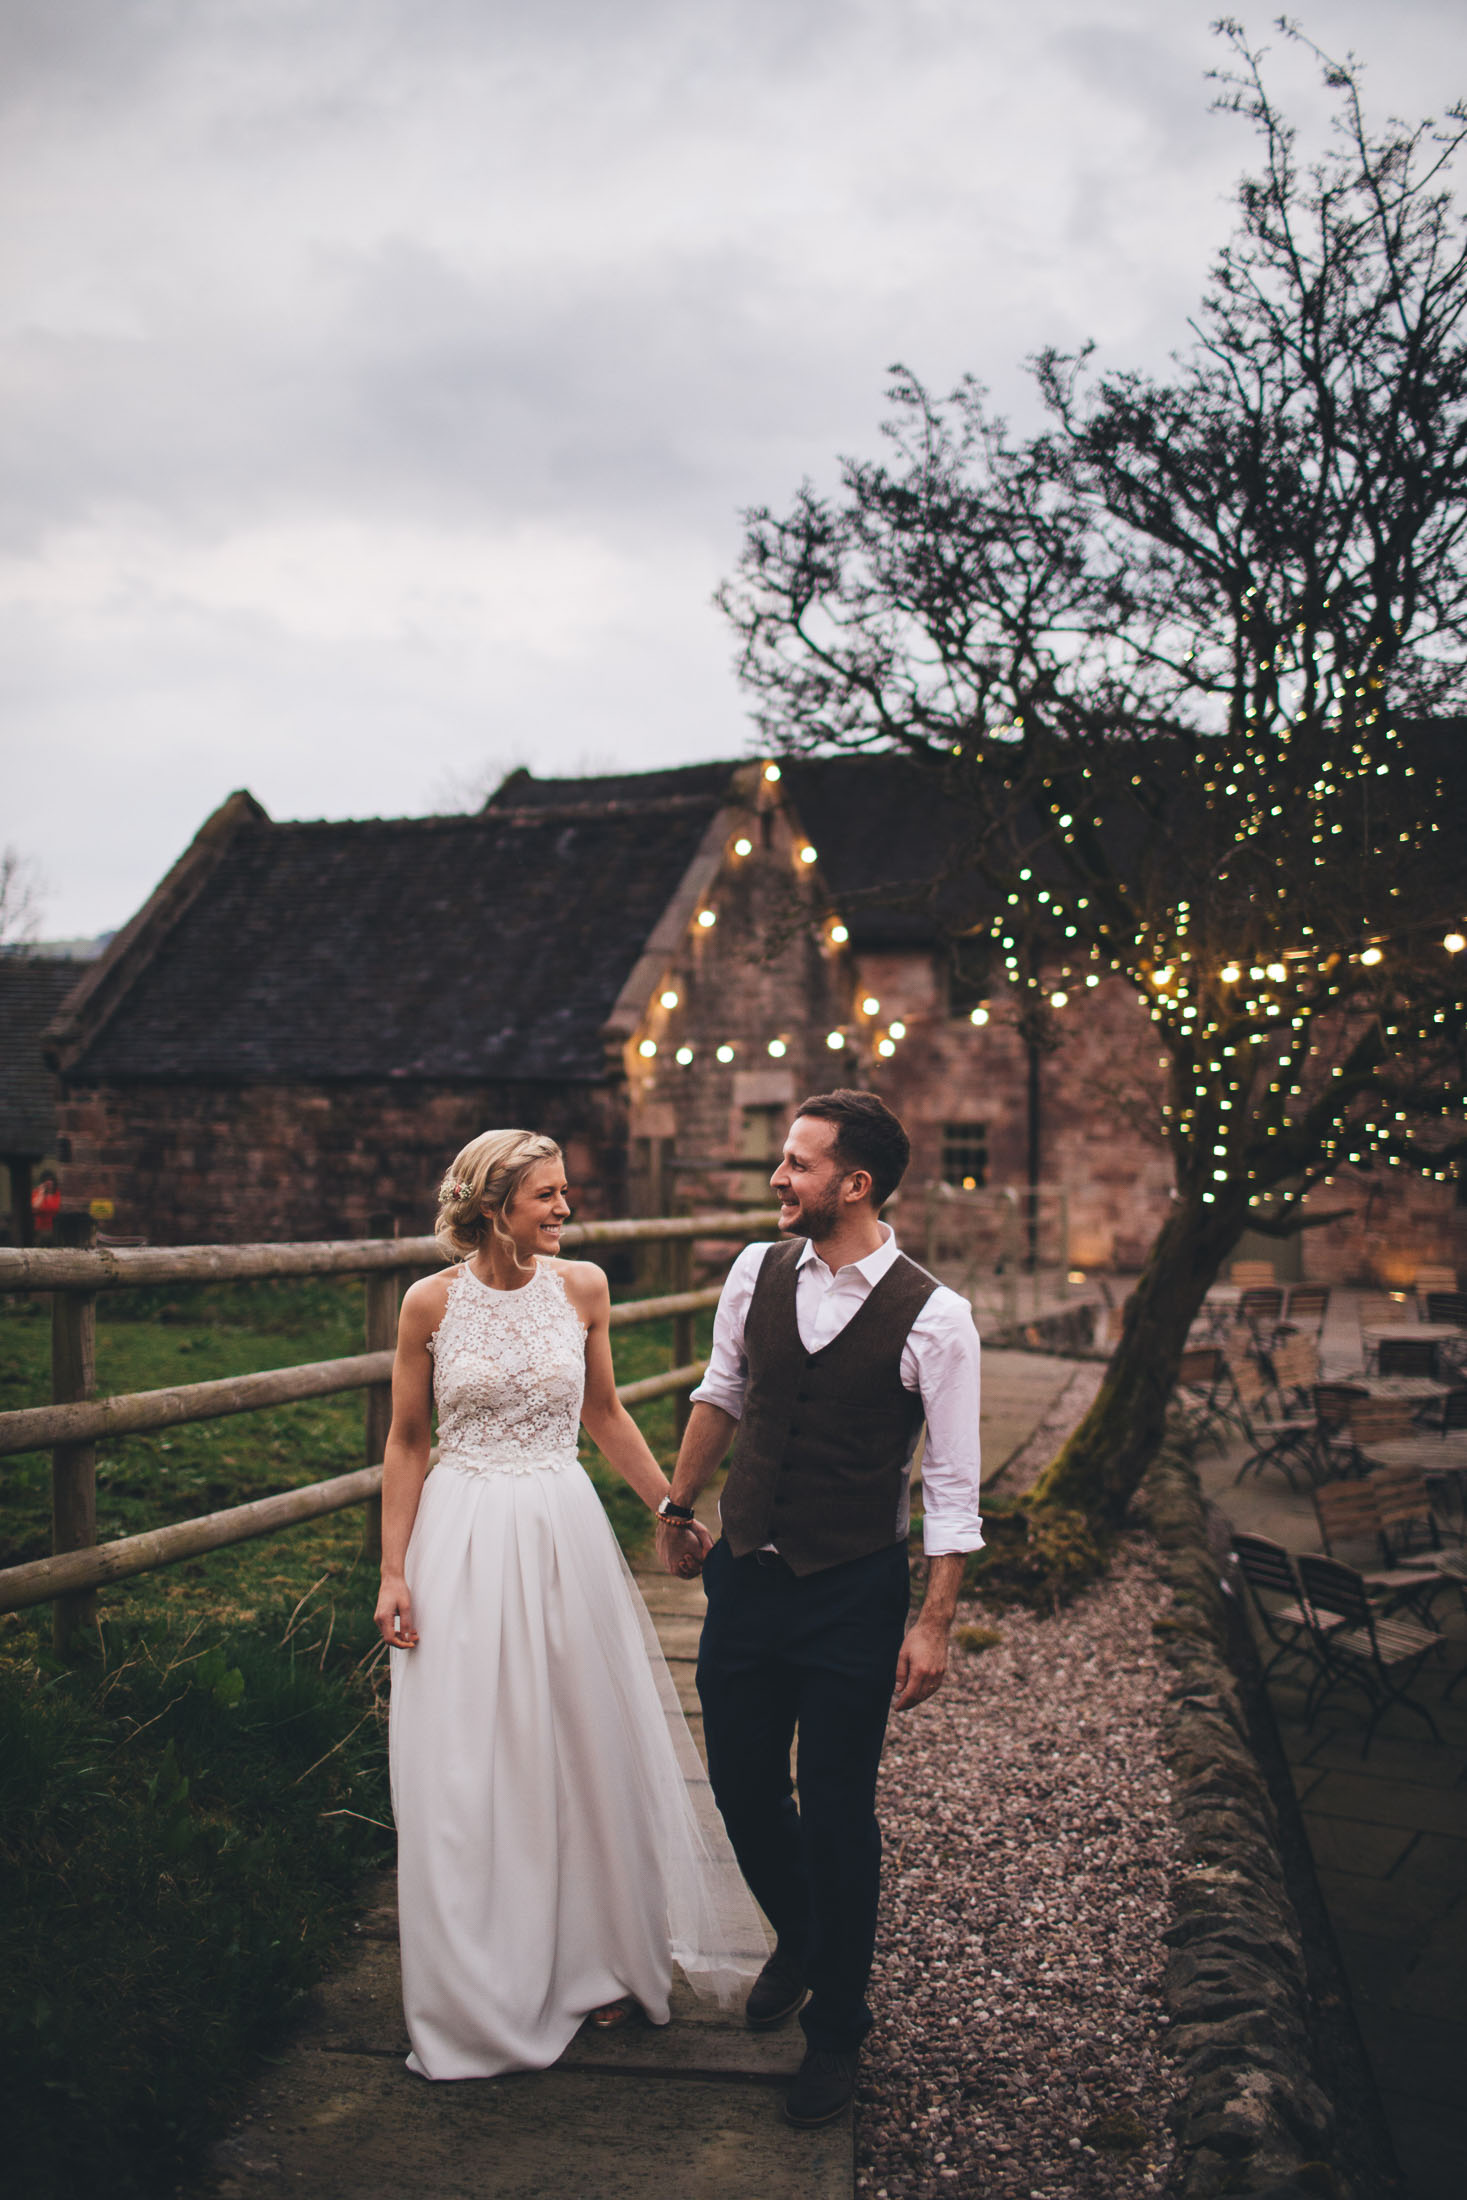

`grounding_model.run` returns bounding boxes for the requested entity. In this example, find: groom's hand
[892,1615,949,1711]
[656,1517,713,1578]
